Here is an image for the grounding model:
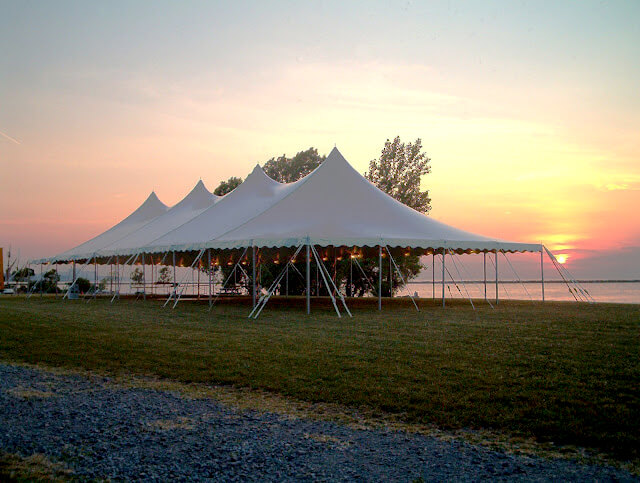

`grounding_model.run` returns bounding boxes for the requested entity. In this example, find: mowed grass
[0,297,638,460]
